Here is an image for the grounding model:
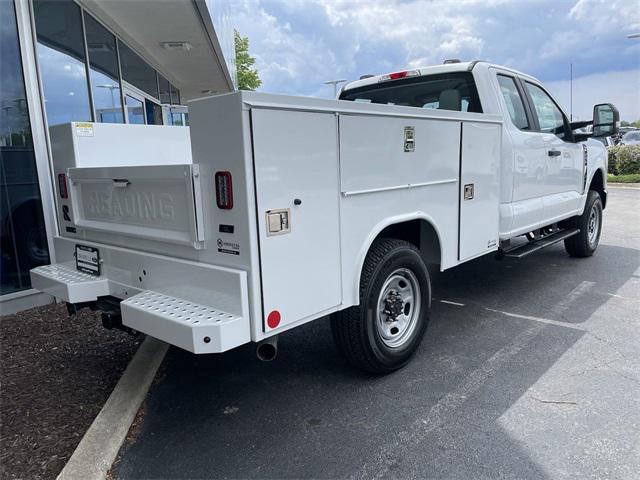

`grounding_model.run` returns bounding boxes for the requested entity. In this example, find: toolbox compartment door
[458,122,501,260]
[67,164,205,249]
[251,108,341,330]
